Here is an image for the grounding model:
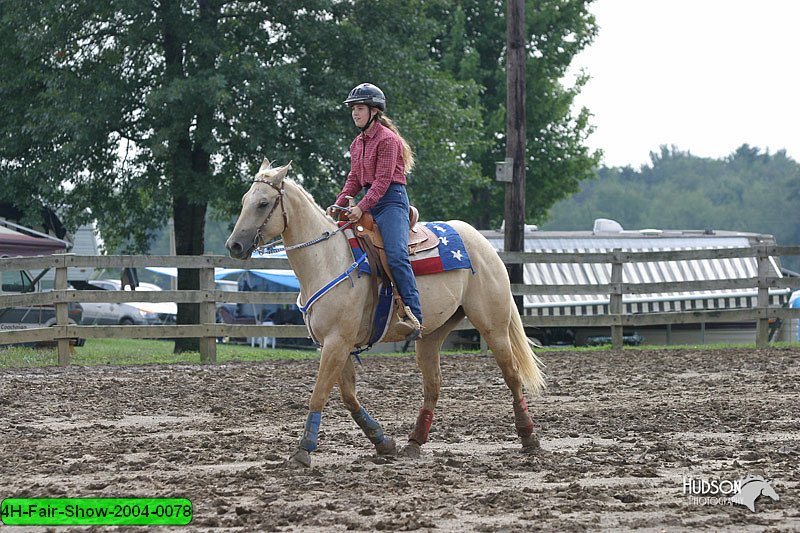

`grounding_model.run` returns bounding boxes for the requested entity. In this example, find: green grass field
[0,338,326,368]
